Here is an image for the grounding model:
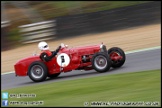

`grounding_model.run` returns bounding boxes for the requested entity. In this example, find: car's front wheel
[92,52,111,72]
[28,61,48,82]
[108,47,126,68]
